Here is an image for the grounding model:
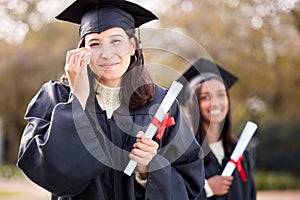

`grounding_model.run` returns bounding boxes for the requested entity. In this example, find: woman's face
[85,27,136,87]
[199,78,229,124]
